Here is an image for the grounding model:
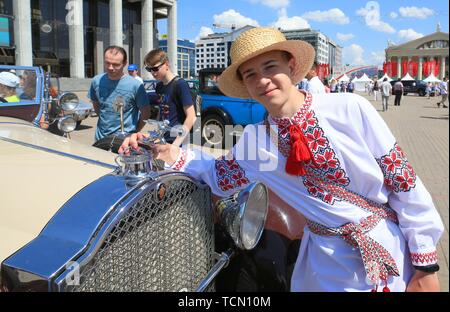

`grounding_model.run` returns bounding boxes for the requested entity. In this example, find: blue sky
[158,0,449,66]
